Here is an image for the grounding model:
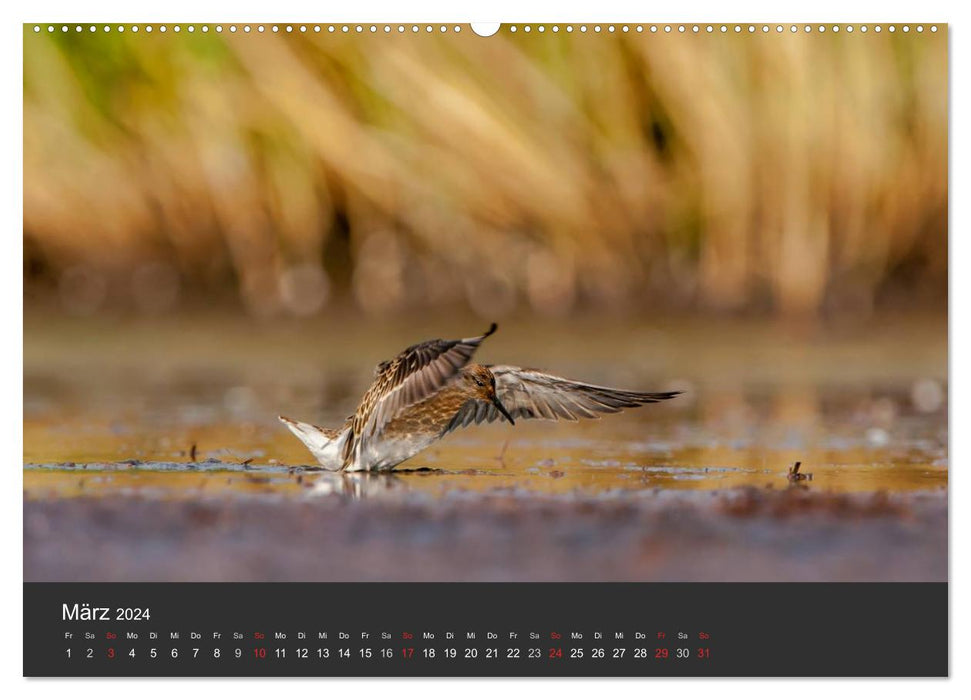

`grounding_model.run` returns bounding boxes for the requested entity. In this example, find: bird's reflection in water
[303,471,403,500]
